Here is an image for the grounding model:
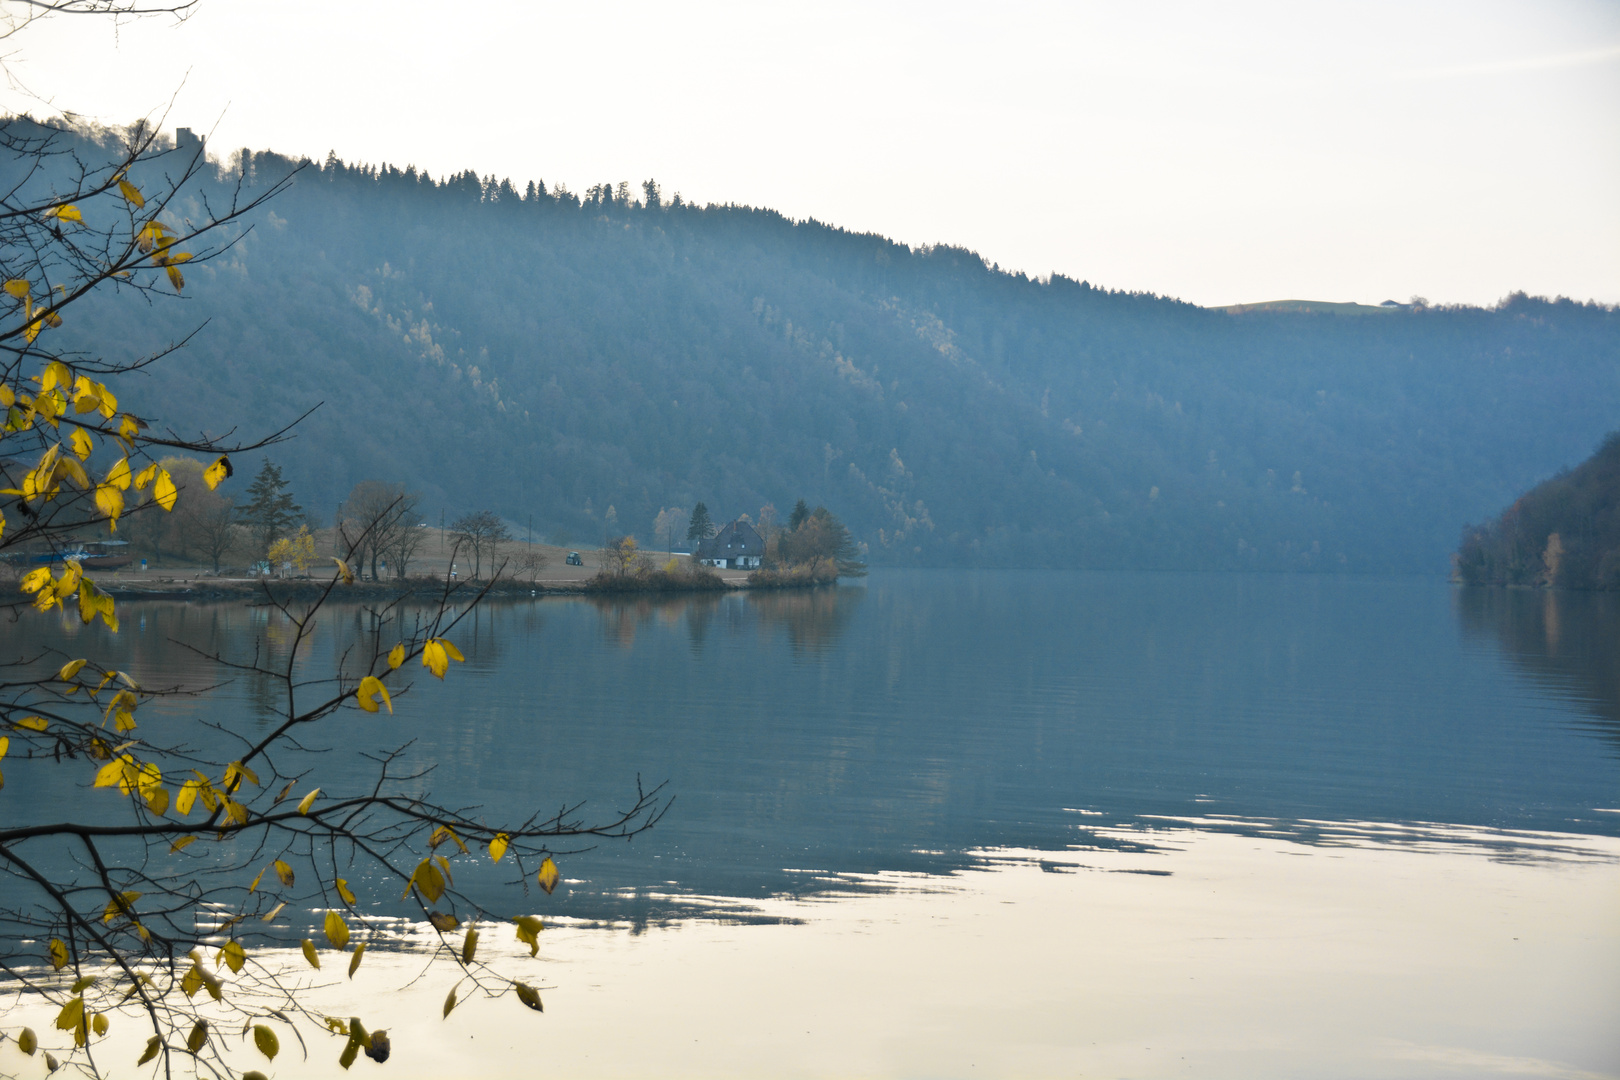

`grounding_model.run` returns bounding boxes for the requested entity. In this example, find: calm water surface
[4,571,1617,1077]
